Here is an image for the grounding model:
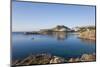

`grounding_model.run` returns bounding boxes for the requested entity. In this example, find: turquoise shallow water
[12,32,96,60]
